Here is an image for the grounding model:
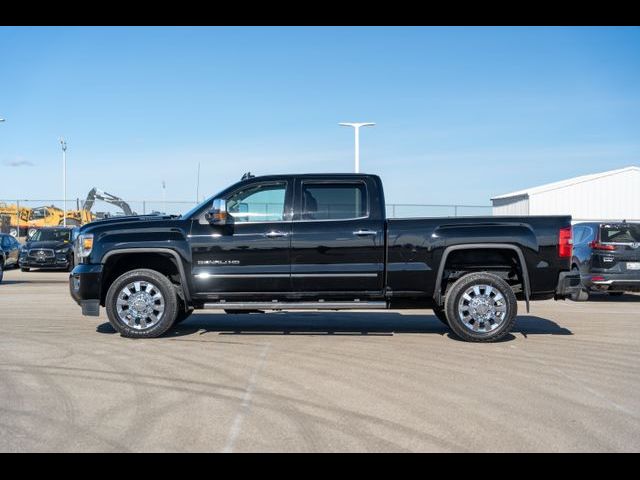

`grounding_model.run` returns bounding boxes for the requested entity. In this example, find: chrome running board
[203,301,387,311]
